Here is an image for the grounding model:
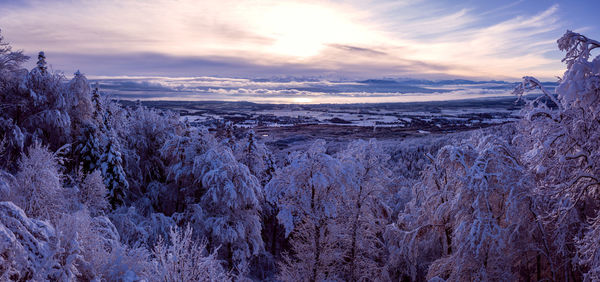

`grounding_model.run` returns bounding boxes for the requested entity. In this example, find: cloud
[327,44,387,56]
[0,0,585,80]
[92,75,527,104]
